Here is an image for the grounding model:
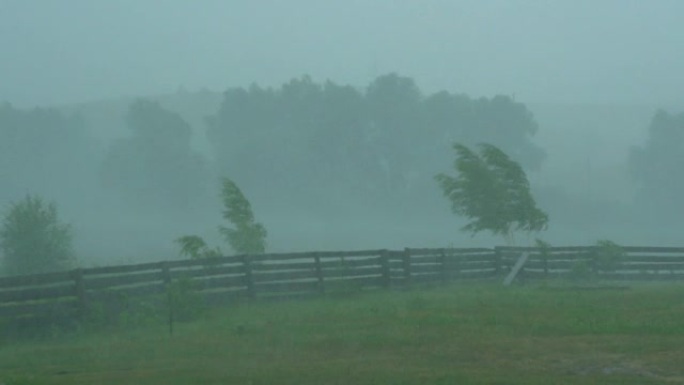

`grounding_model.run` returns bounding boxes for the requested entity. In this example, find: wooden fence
[2,246,684,323]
